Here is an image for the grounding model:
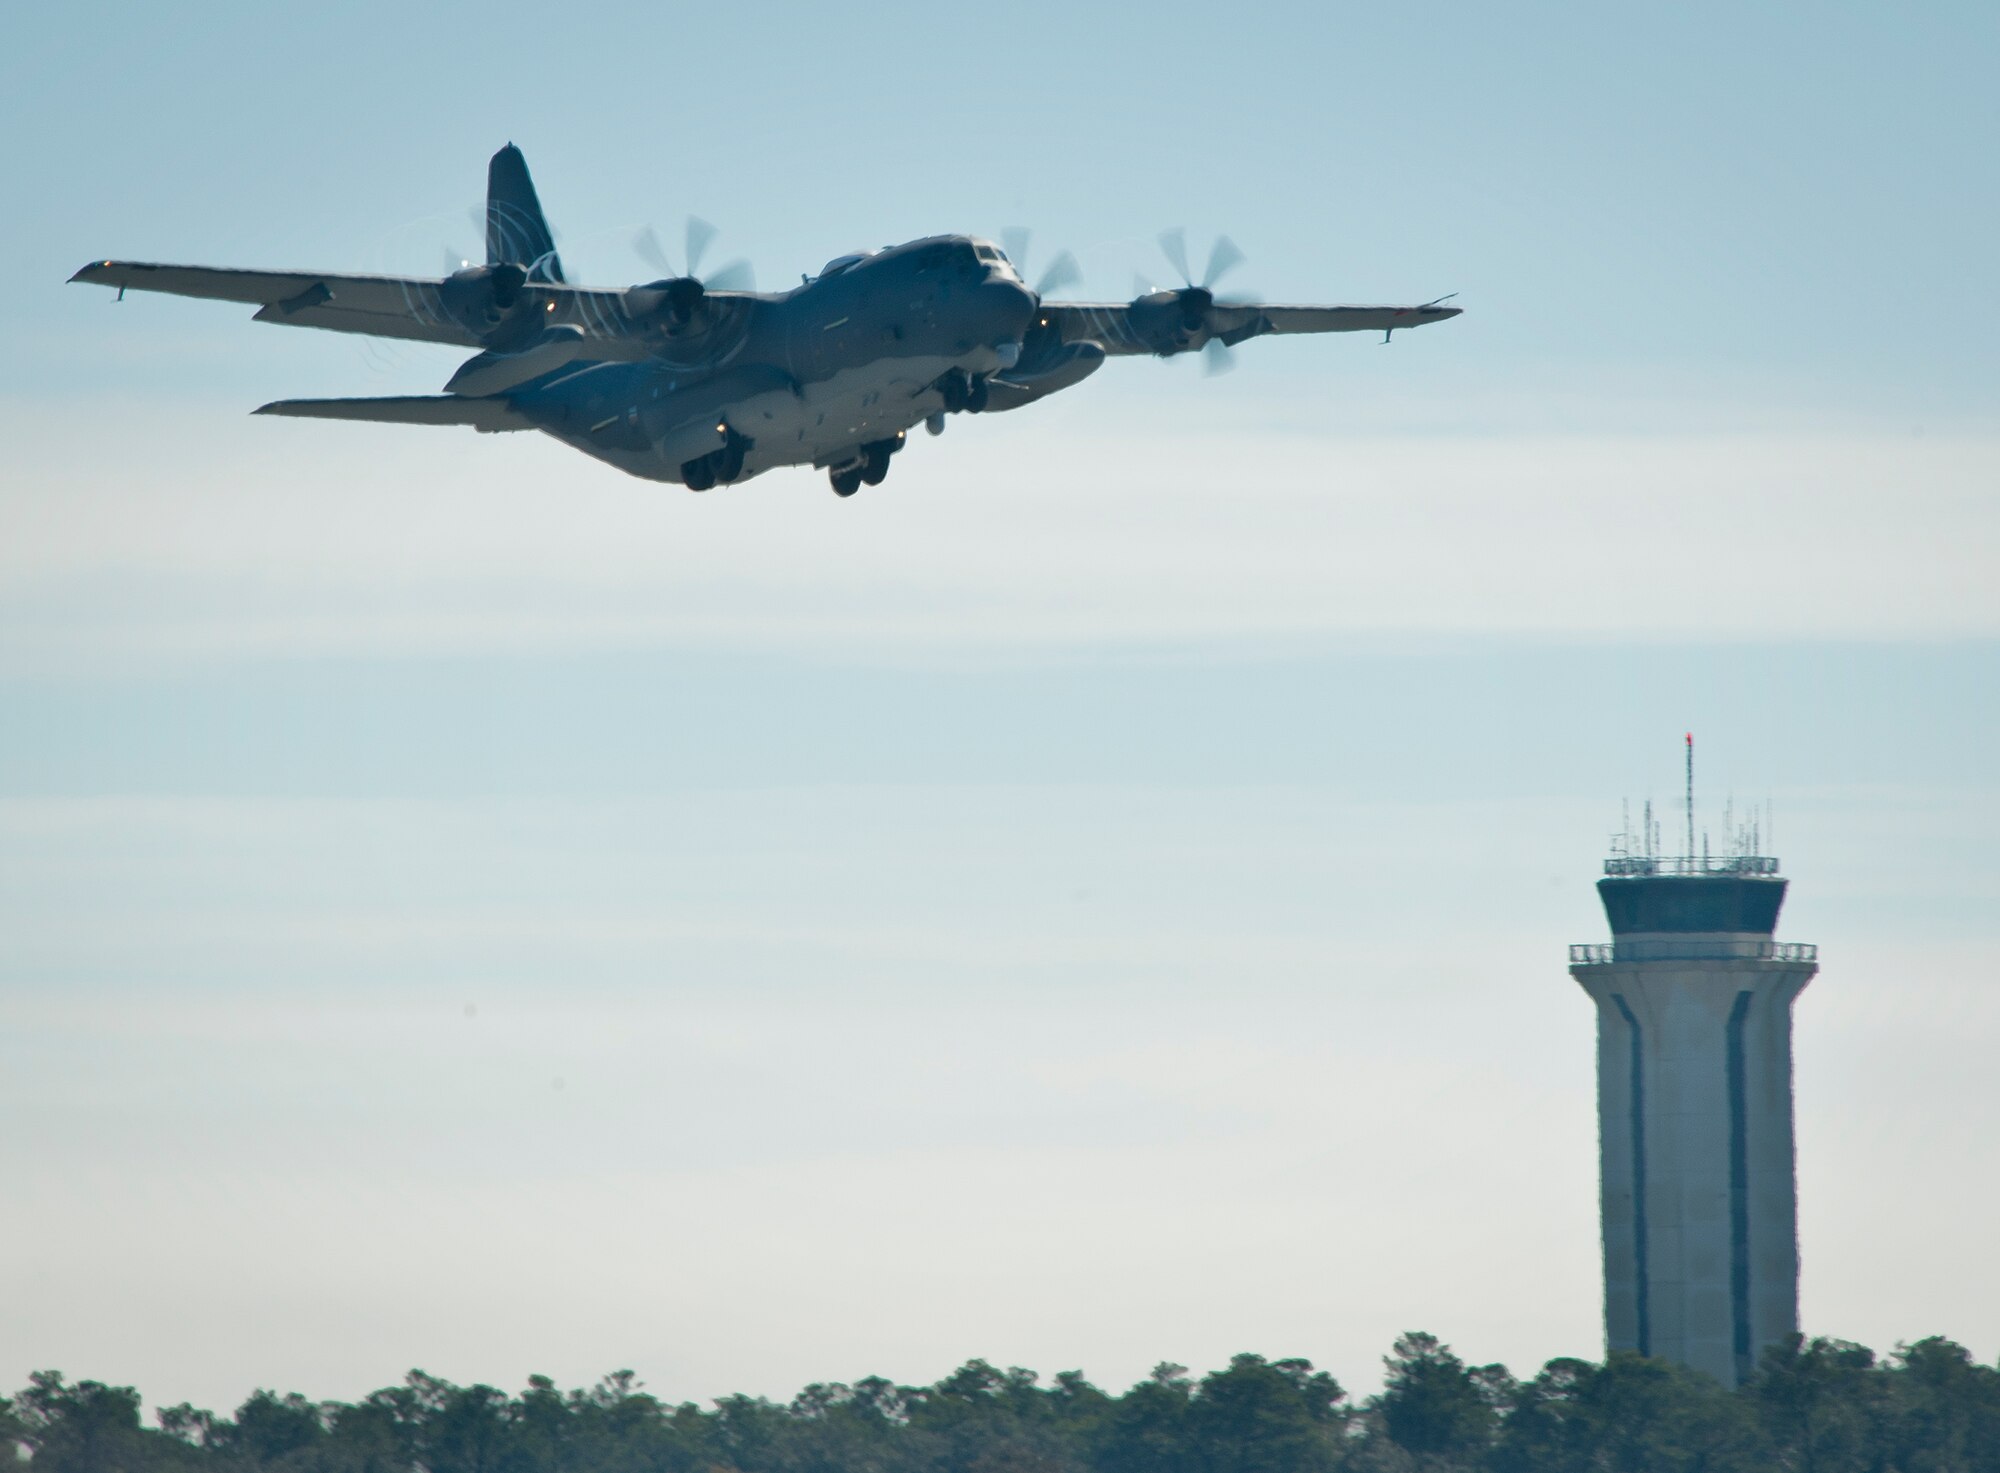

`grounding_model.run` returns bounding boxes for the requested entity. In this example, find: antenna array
[1606,739,1777,875]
